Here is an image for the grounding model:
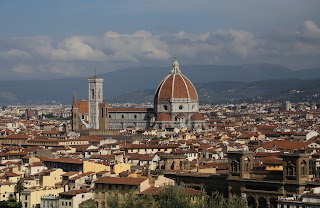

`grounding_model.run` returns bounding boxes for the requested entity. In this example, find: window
[109,185,112,189]
[163,105,168,110]
[69,202,71,206]
[231,158,240,174]
[24,202,27,208]
[179,105,183,110]
[25,195,27,200]
[62,202,64,206]
[286,160,296,176]
[96,192,99,199]
[244,157,250,172]
[122,185,125,190]
[82,194,84,198]
[91,89,95,99]
[102,192,105,199]
[301,160,307,176]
